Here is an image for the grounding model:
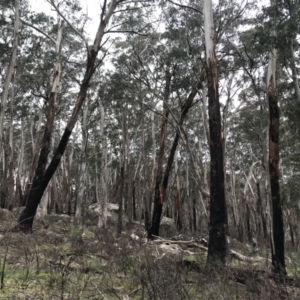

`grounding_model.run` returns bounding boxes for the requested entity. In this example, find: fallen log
[149,236,269,263]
